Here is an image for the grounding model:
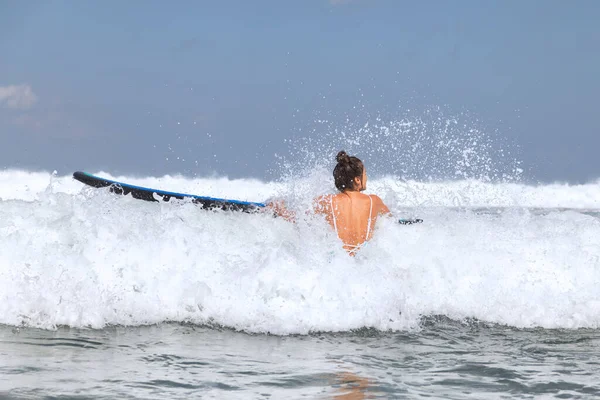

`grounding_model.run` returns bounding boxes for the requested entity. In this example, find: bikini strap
[366,195,373,238]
